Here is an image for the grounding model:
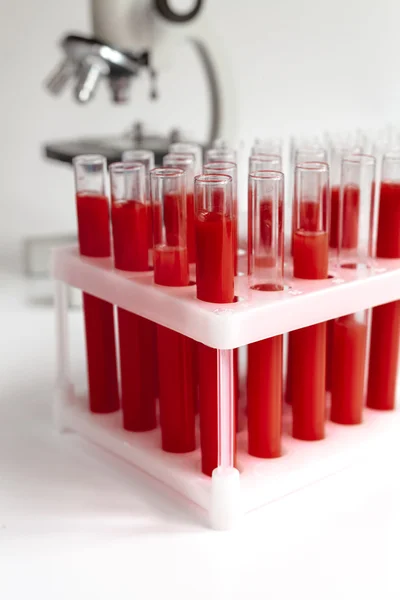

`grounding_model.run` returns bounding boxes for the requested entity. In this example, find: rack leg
[210,348,241,530]
[54,280,72,433]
